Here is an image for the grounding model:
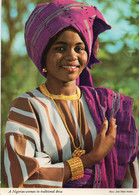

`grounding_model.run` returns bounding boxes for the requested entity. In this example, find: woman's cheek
[81,52,88,66]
